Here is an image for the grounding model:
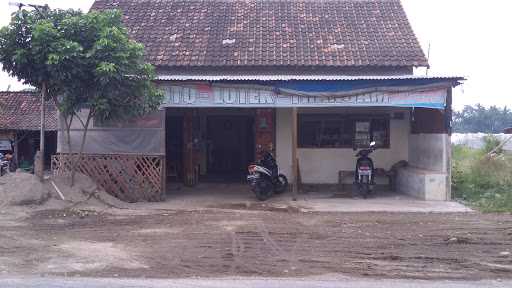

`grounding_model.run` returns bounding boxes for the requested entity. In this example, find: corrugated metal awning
[156,74,465,82]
